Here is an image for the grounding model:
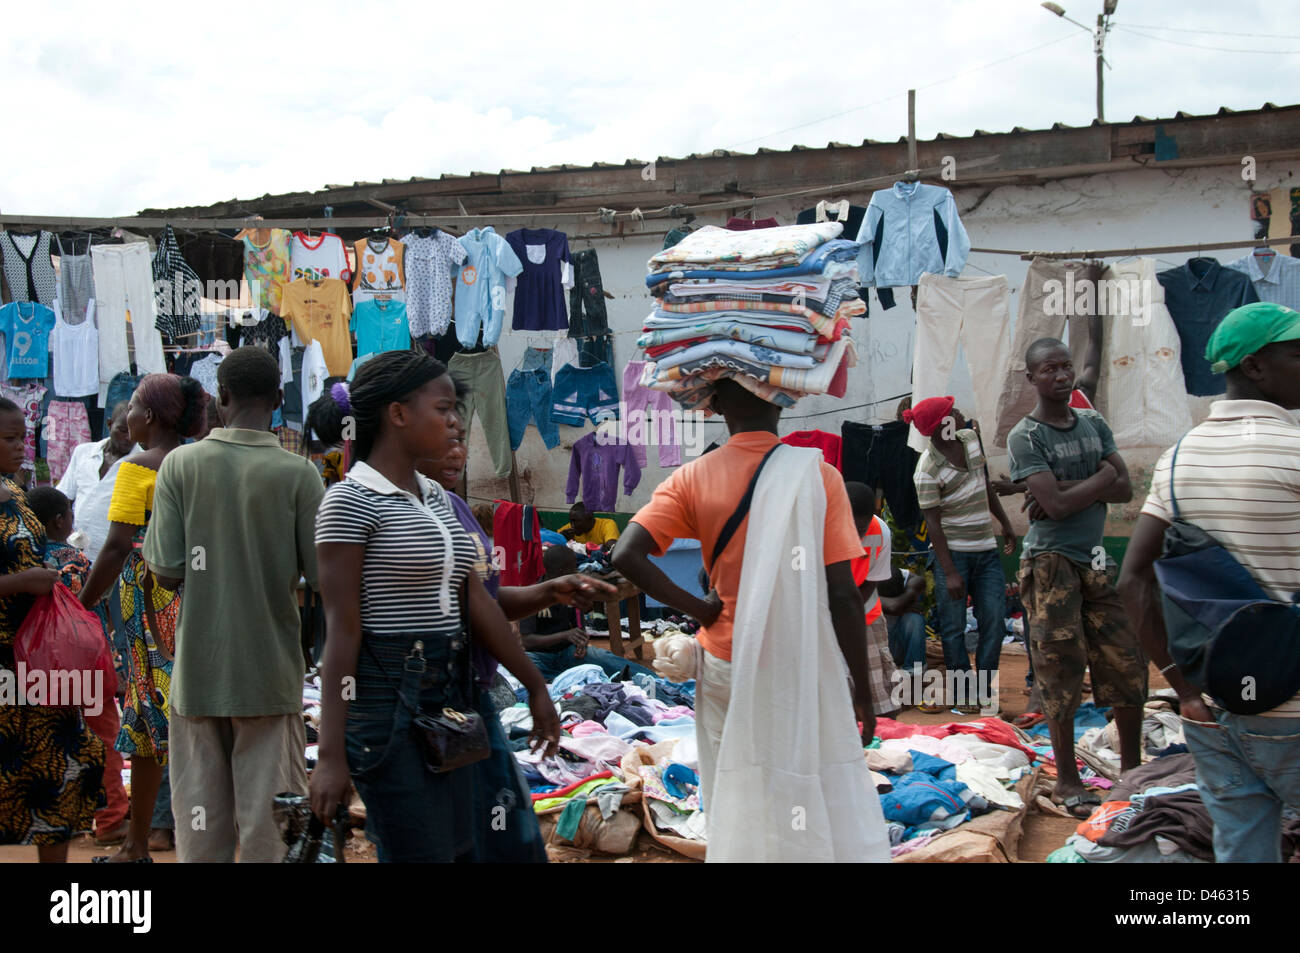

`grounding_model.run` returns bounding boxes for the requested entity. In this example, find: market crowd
[0,299,1296,863]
